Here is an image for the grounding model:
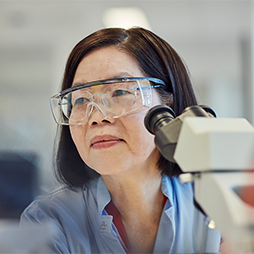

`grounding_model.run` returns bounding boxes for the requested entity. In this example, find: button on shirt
[20,175,221,253]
